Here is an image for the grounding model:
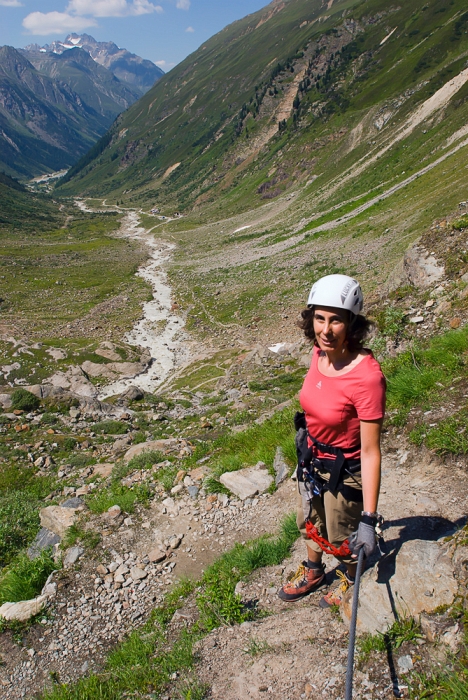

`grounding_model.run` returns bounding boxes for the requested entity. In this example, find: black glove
[349,521,377,558]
